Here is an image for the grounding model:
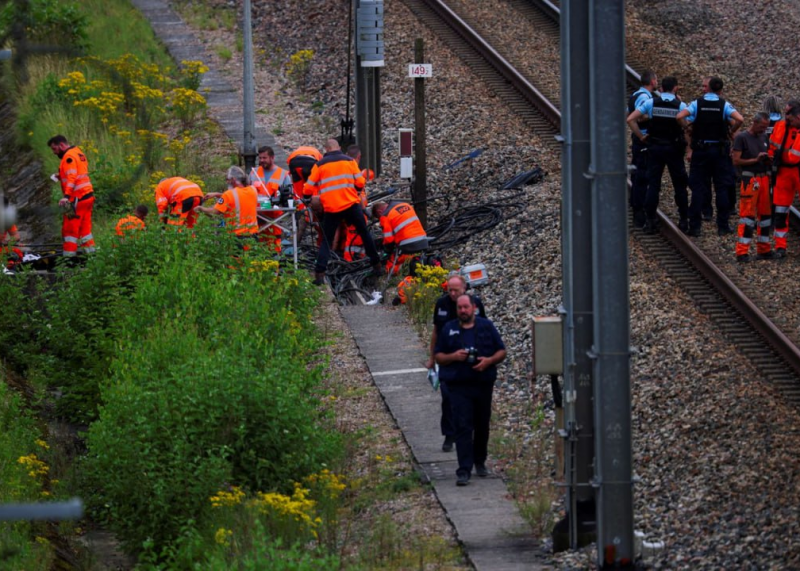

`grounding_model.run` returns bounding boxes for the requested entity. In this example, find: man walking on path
[426,275,488,453]
[435,294,506,486]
